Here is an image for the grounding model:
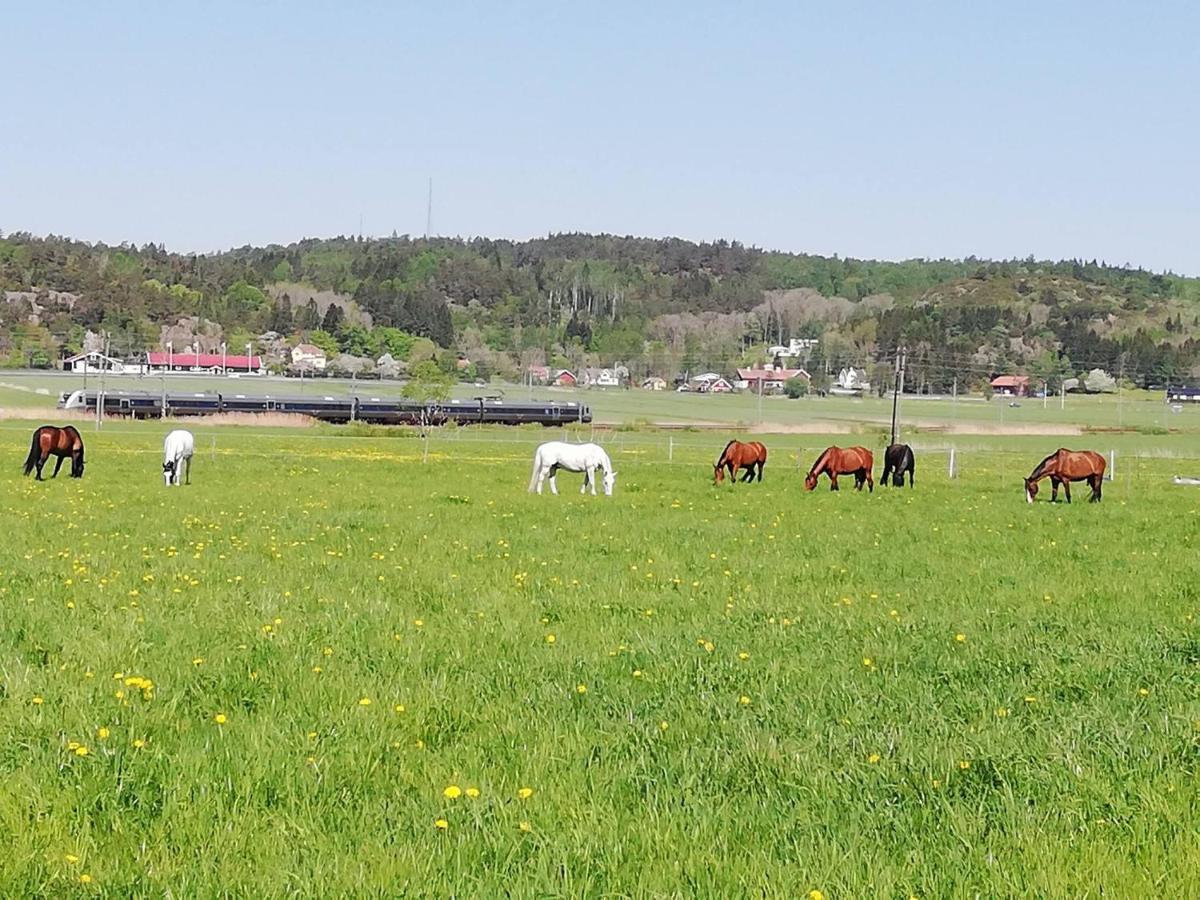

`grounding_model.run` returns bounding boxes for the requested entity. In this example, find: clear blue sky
[4,2,1198,273]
